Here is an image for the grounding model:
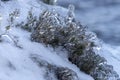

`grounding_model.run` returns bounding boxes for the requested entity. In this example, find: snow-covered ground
[0,0,120,80]
[0,0,94,80]
[0,27,93,80]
